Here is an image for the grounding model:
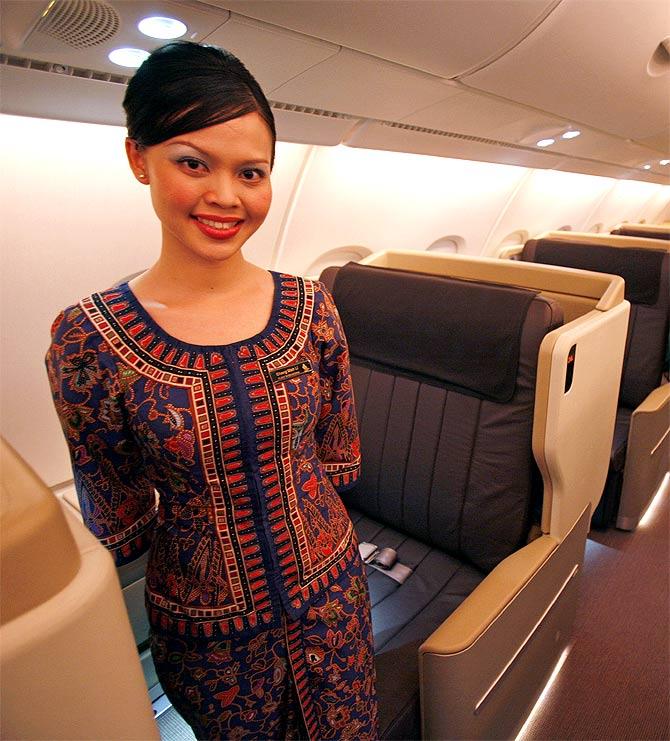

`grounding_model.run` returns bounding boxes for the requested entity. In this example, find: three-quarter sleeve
[46,305,157,566]
[313,283,361,492]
